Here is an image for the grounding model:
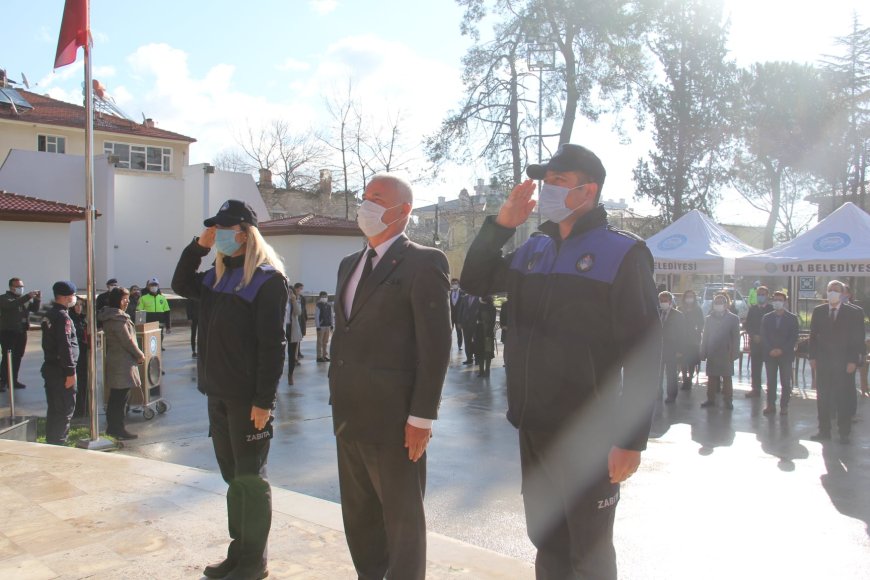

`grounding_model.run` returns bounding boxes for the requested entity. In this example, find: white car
[700,284,749,320]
